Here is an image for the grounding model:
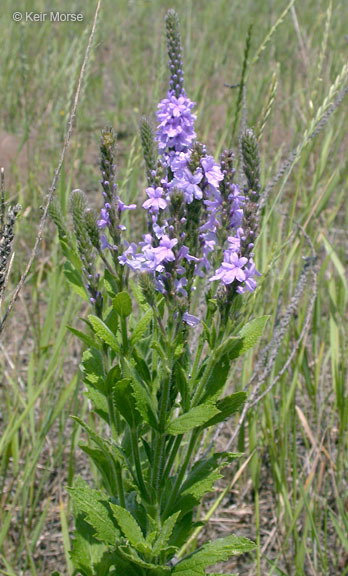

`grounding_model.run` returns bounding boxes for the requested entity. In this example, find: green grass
[0,0,347,574]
